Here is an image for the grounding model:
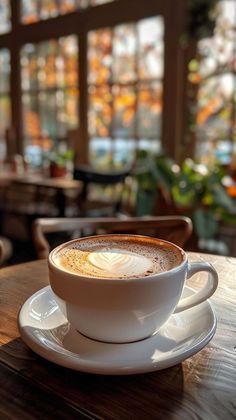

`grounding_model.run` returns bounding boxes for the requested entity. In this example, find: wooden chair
[0,236,13,266]
[0,239,3,265]
[0,183,59,241]
[33,215,193,260]
[73,164,132,217]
